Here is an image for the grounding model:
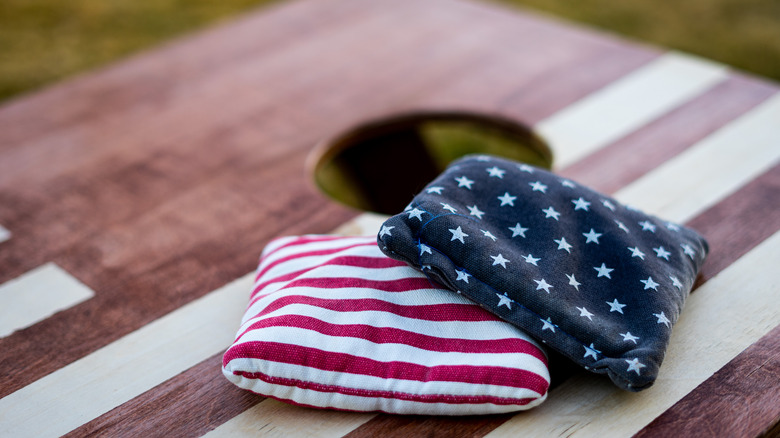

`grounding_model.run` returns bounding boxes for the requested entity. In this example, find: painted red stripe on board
[225,341,550,394]
[251,295,501,323]
[255,241,377,281]
[251,254,407,297]
[229,314,547,362]
[232,370,542,407]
